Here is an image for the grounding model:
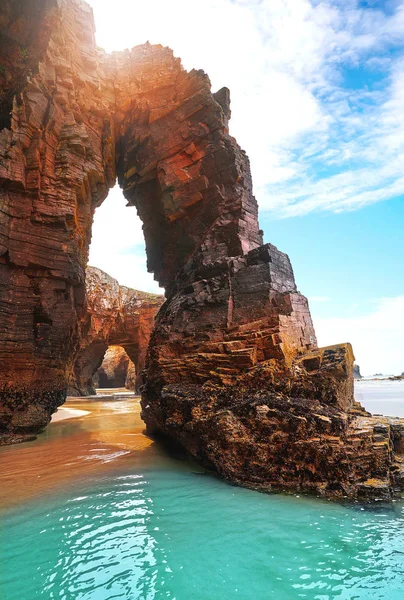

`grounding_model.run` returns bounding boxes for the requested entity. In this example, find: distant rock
[95,346,134,389]
[68,266,163,396]
[353,364,362,379]
[125,362,137,391]
[389,374,404,381]
[94,345,137,391]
